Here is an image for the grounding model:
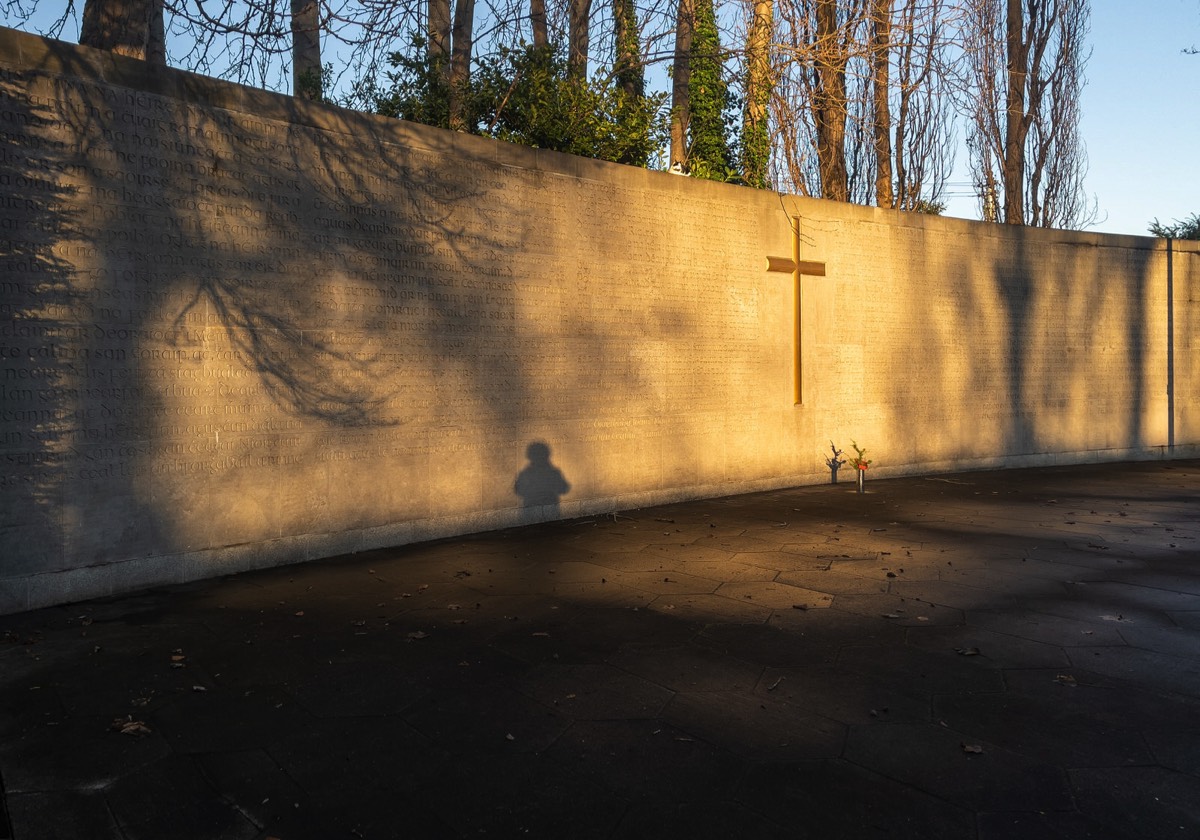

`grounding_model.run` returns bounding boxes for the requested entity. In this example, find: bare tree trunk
[812,0,849,201]
[292,0,322,99]
[613,0,643,98]
[147,0,165,64]
[81,0,161,61]
[1029,0,1091,227]
[1002,0,1028,224]
[741,0,773,187]
[871,0,893,207]
[569,0,592,79]
[530,0,549,48]
[670,0,695,168]
[449,0,476,129]
[428,0,452,81]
